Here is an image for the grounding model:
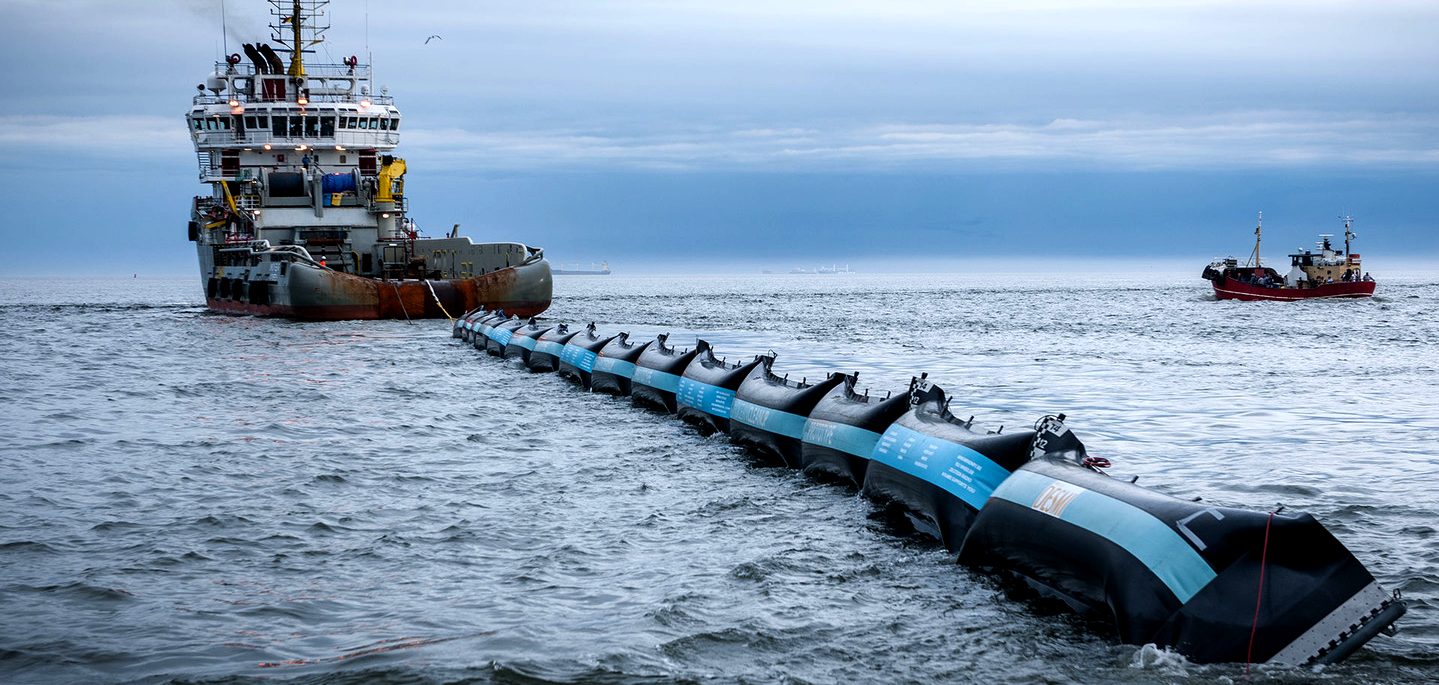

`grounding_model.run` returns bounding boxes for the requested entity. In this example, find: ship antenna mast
[220,0,228,59]
[1341,214,1356,258]
[288,1,305,77]
[1247,210,1263,268]
[268,1,330,81]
